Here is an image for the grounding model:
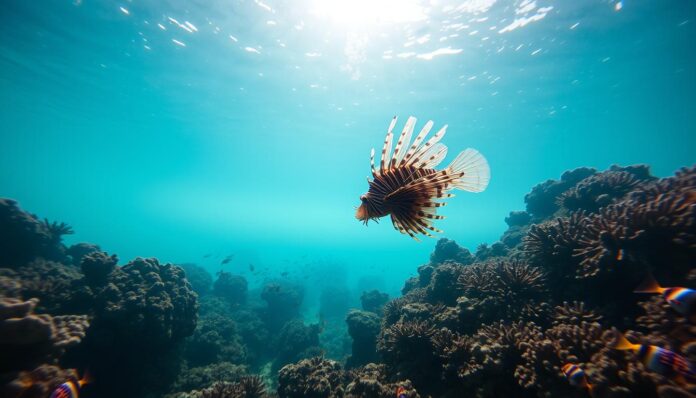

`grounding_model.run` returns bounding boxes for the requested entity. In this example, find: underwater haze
[1,0,695,293]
